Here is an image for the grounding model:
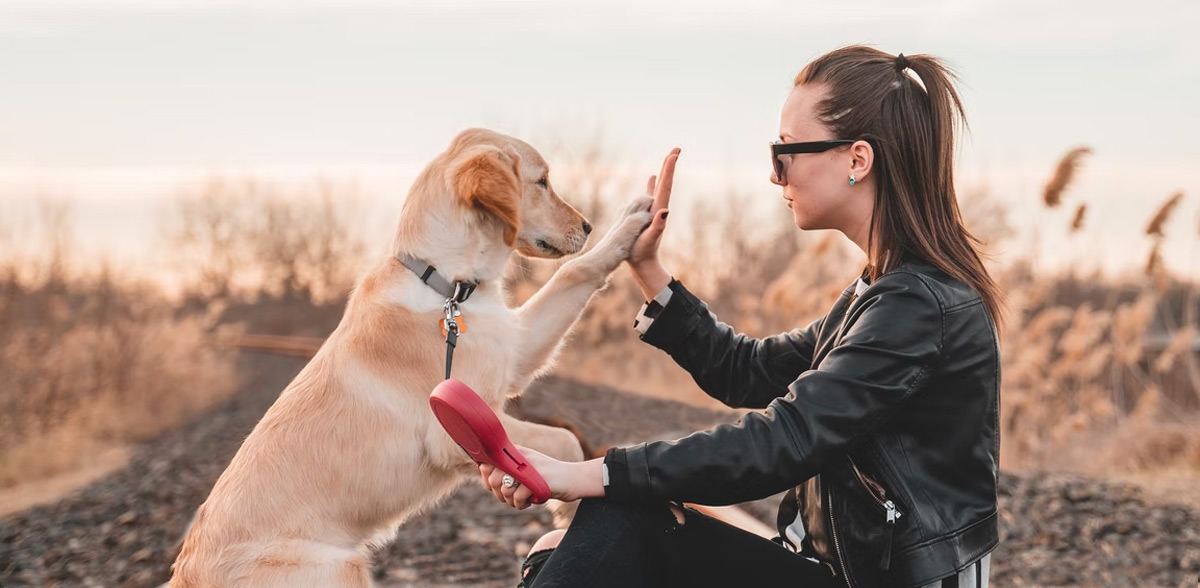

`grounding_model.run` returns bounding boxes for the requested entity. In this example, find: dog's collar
[395,254,478,303]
